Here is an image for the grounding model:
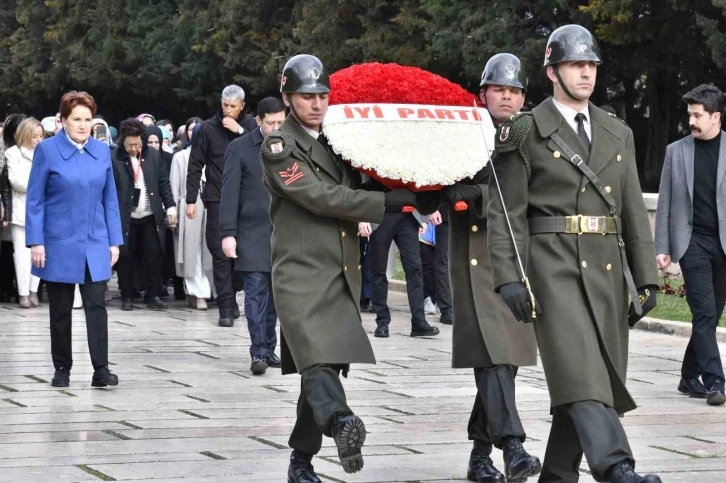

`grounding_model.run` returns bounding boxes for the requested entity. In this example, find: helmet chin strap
[553,65,584,102]
[286,93,302,124]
